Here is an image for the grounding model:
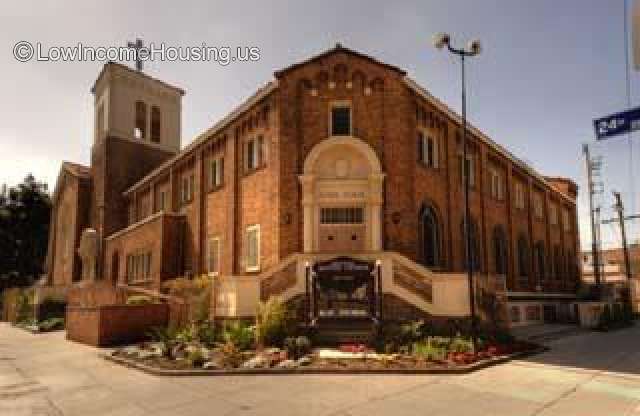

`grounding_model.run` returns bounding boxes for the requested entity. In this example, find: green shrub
[163,276,211,323]
[126,295,153,306]
[38,317,64,332]
[412,338,448,361]
[449,335,473,353]
[37,297,66,321]
[284,335,312,359]
[148,326,180,358]
[16,290,34,324]
[196,322,220,346]
[254,297,295,348]
[186,347,207,367]
[223,321,254,350]
[217,341,244,368]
